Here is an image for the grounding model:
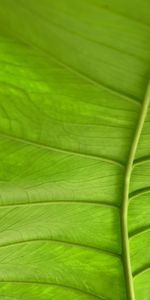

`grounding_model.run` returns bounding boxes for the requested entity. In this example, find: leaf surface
[0,1,150,299]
